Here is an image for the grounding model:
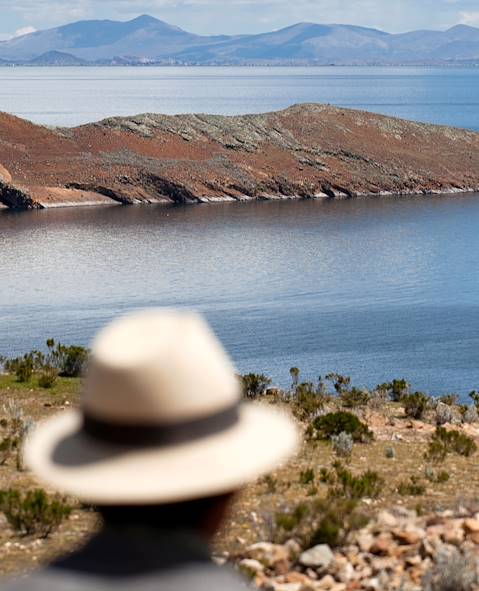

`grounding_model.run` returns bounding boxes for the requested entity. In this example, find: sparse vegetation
[402,392,430,420]
[425,427,477,463]
[331,431,354,458]
[309,411,374,443]
[241,373,272,399]
[398,475,426,496]
[0,489,72,538]
[299,468,315,486]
